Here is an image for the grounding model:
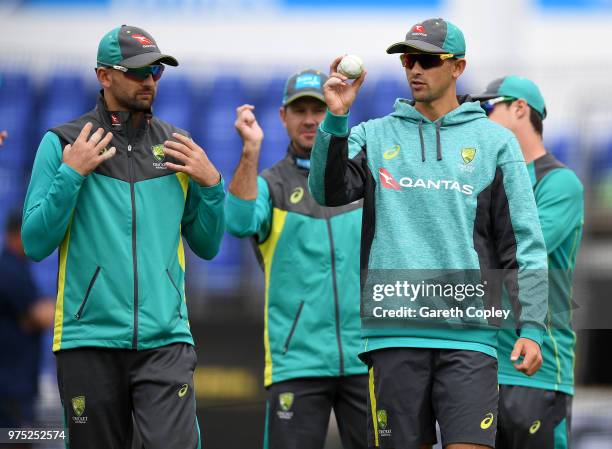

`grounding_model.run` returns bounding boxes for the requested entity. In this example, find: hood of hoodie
[390,98,486,161]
